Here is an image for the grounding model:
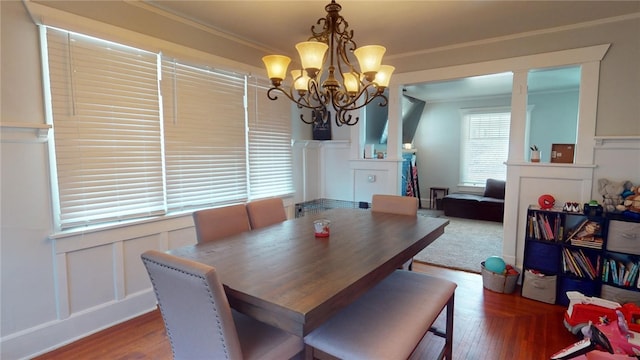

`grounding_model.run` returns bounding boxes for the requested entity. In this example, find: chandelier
[261,0,394,126]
